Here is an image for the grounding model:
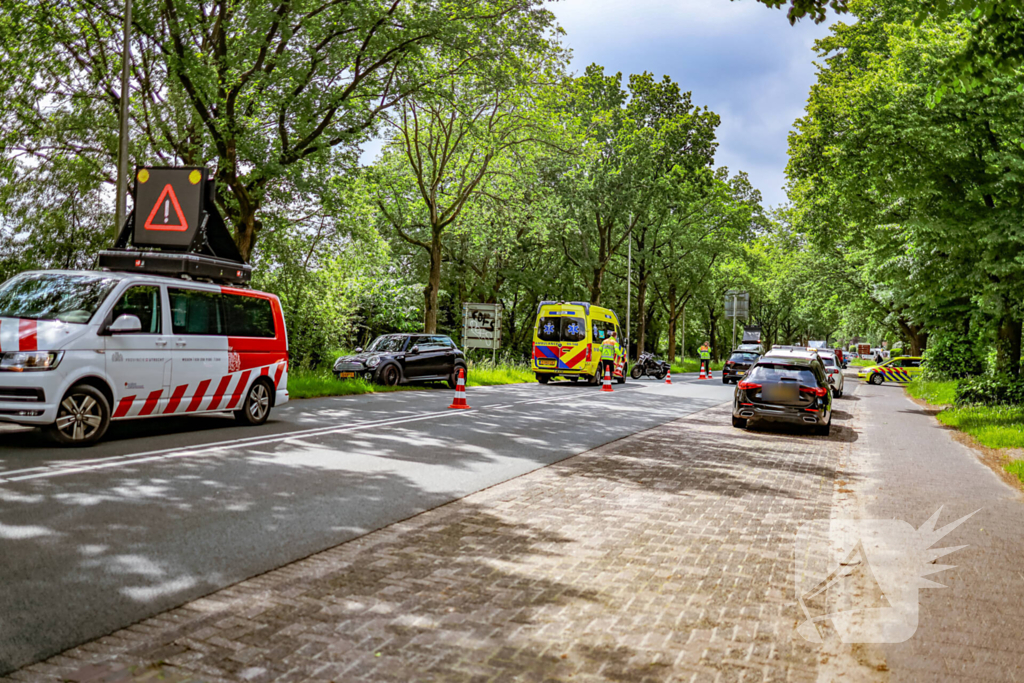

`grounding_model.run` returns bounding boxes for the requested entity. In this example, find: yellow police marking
[188,169,201,185]
[137,168,150,184]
